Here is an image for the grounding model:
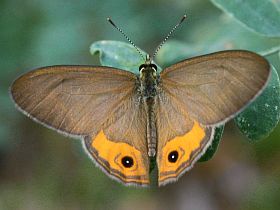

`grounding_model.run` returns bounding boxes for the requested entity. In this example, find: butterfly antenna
[152,14,187,60]
[107,17,146,61]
